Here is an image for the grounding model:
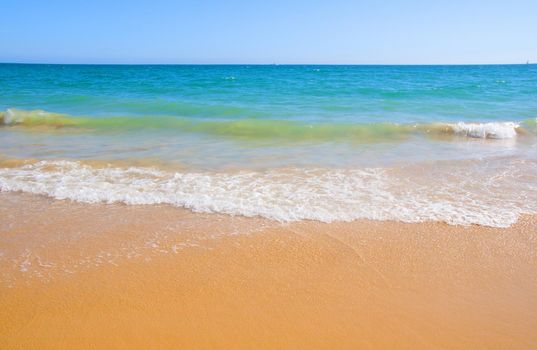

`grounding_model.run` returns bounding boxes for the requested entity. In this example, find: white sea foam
[449,122,519,139]
[1,160,536,227]
[1,108,27,125]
